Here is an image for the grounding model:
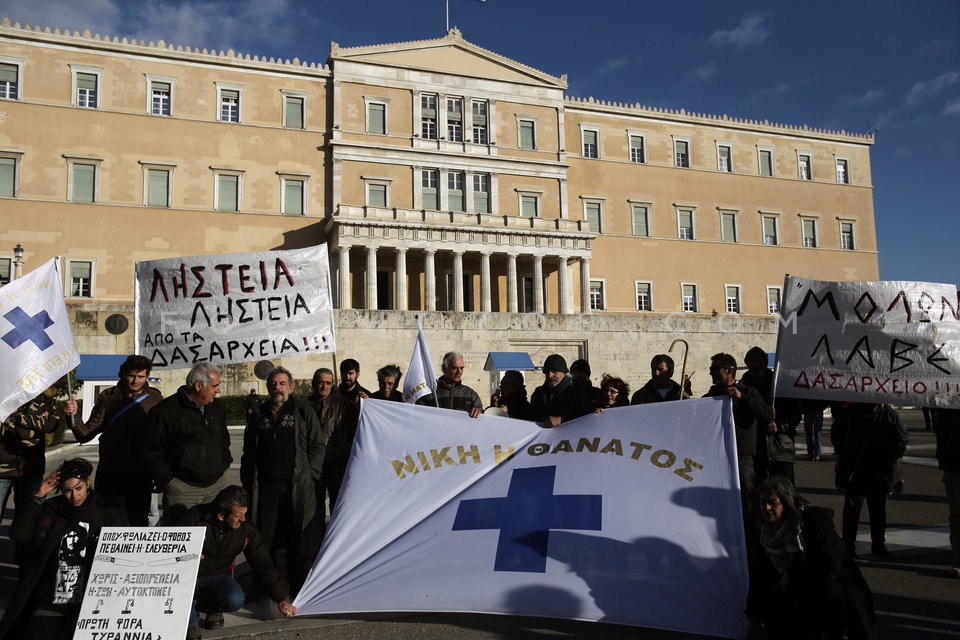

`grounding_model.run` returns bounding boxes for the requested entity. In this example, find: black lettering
[209,341,225,361]
[845,335,875,368]
[885,290,912,323]
[242,341,255,358]
[149,268,170,303]
[267,296,282,321]
[236,299,252,323]
[169,346,188,364]
[190,301,211,328]
[797,289,839,320]
[927,343,952,375]
[280,338,299,354]
[293,293,310,315]
[810,334,835,365]
[150,349,167,367]
[171,263,187,299]
[890,339,917,374]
